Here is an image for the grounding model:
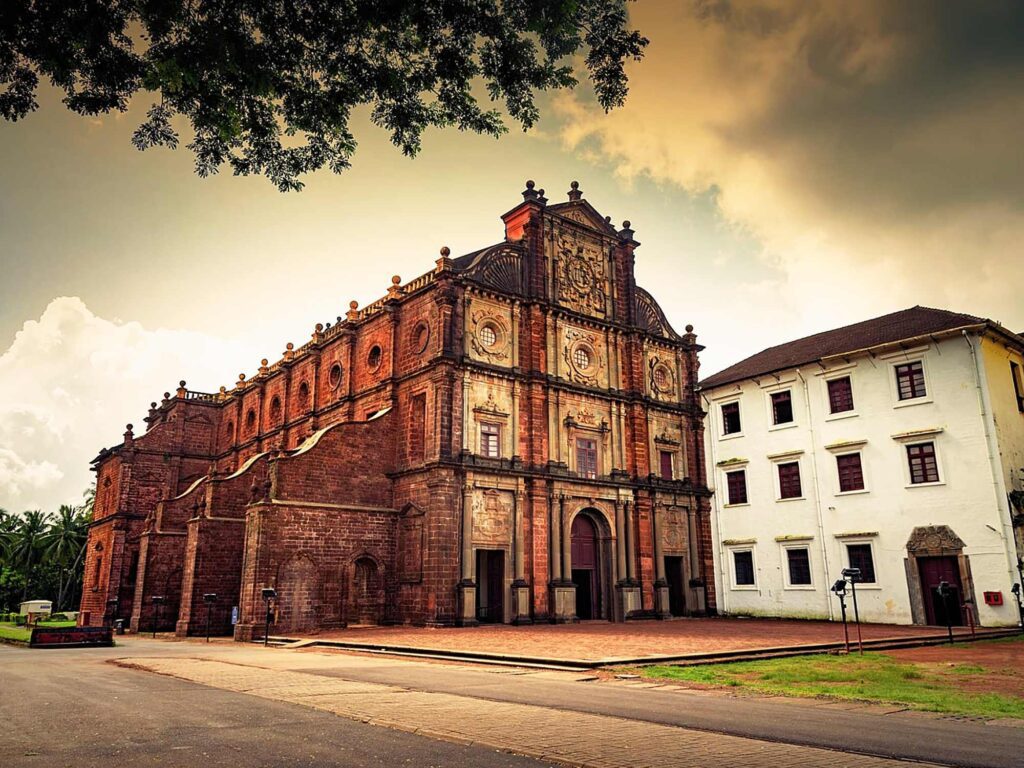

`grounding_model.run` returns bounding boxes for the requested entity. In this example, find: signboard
[30,626,114,648]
